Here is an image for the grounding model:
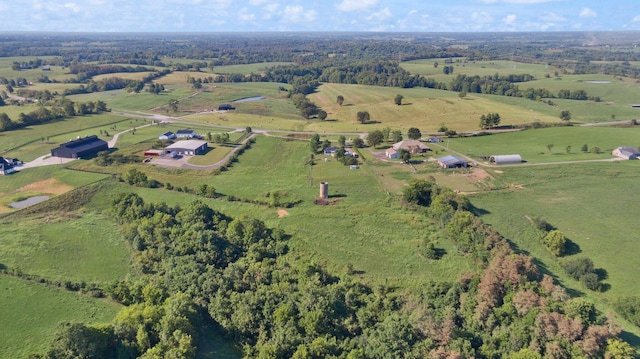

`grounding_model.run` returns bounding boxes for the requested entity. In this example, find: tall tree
[407,127,422,140]
[336,95,344,106]
[356,111,370,124]
[317,110,327,121]
[366,130,384,148]
[560,110,572,122]
[391,130,403,143]
[310,133,320,153]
